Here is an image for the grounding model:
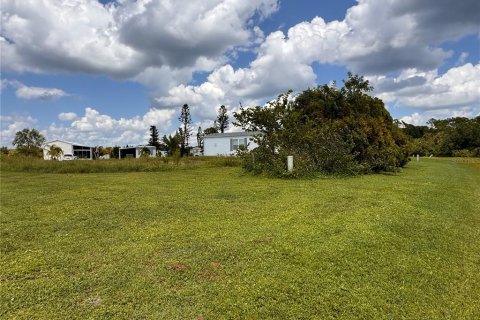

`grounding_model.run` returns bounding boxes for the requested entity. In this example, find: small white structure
[287,155,294,172]
[203,132,260,156]
[190,146,203,157]
[43,140,93,160]
[119,146,157,158]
